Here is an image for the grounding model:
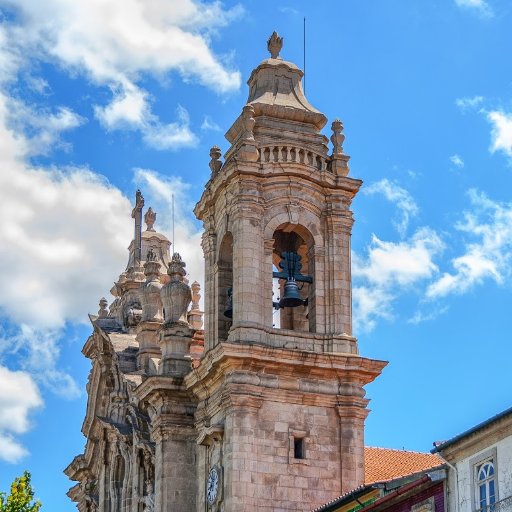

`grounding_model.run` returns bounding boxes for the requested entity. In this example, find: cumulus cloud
[1,0,242,147]
[0,71,132,451]
[487,110,512,159]
[353,228,444,332]
[454,0,493,17]
[7,100,85,156]
[0,365,42,463]
[450,154,465,169]
[364,179,419,237]
[142,106,197,150]
[427,190,512,298]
